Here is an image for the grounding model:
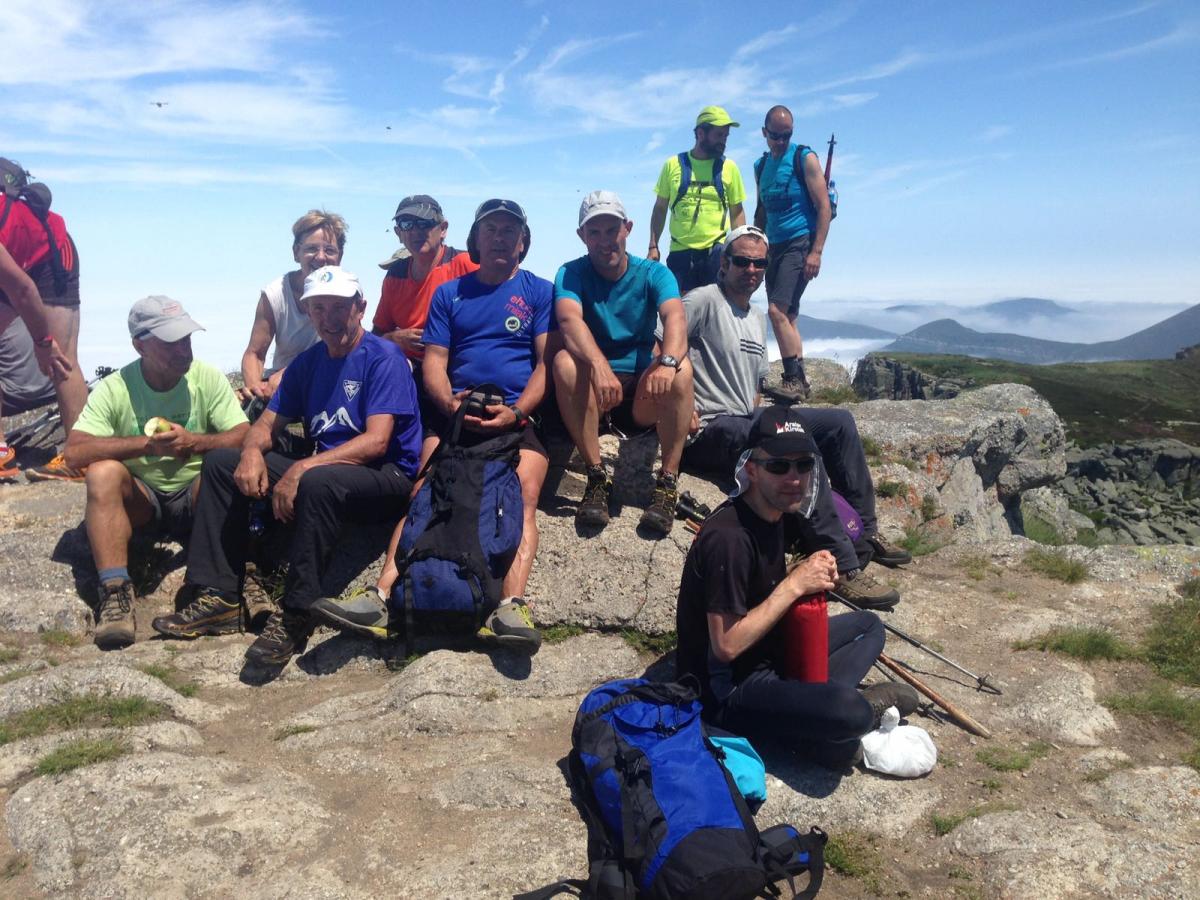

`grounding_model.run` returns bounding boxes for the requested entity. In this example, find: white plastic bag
[860,706,937,777]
